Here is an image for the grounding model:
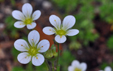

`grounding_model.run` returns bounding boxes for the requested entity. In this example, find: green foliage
[107,35,113,50]
[5,16,19,39]
[69,41,81,50]
[35,62,48,71]
[99,0,113,24]
[100,62,108,70]
[100,62,113,70]
[53,0,78,13]
[12,66,24,71]
[10,0,15,6]
[59,50,75,71]
[11,47,20,60]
